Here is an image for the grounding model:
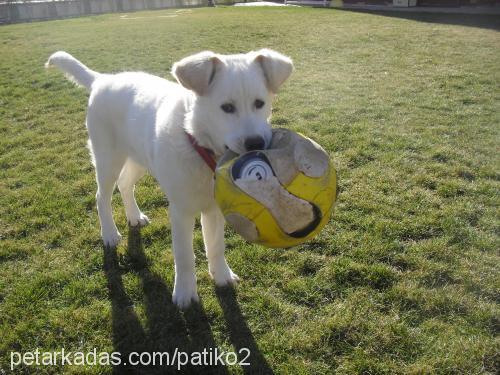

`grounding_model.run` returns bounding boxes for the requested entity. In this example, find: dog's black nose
[244,136,265,151]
